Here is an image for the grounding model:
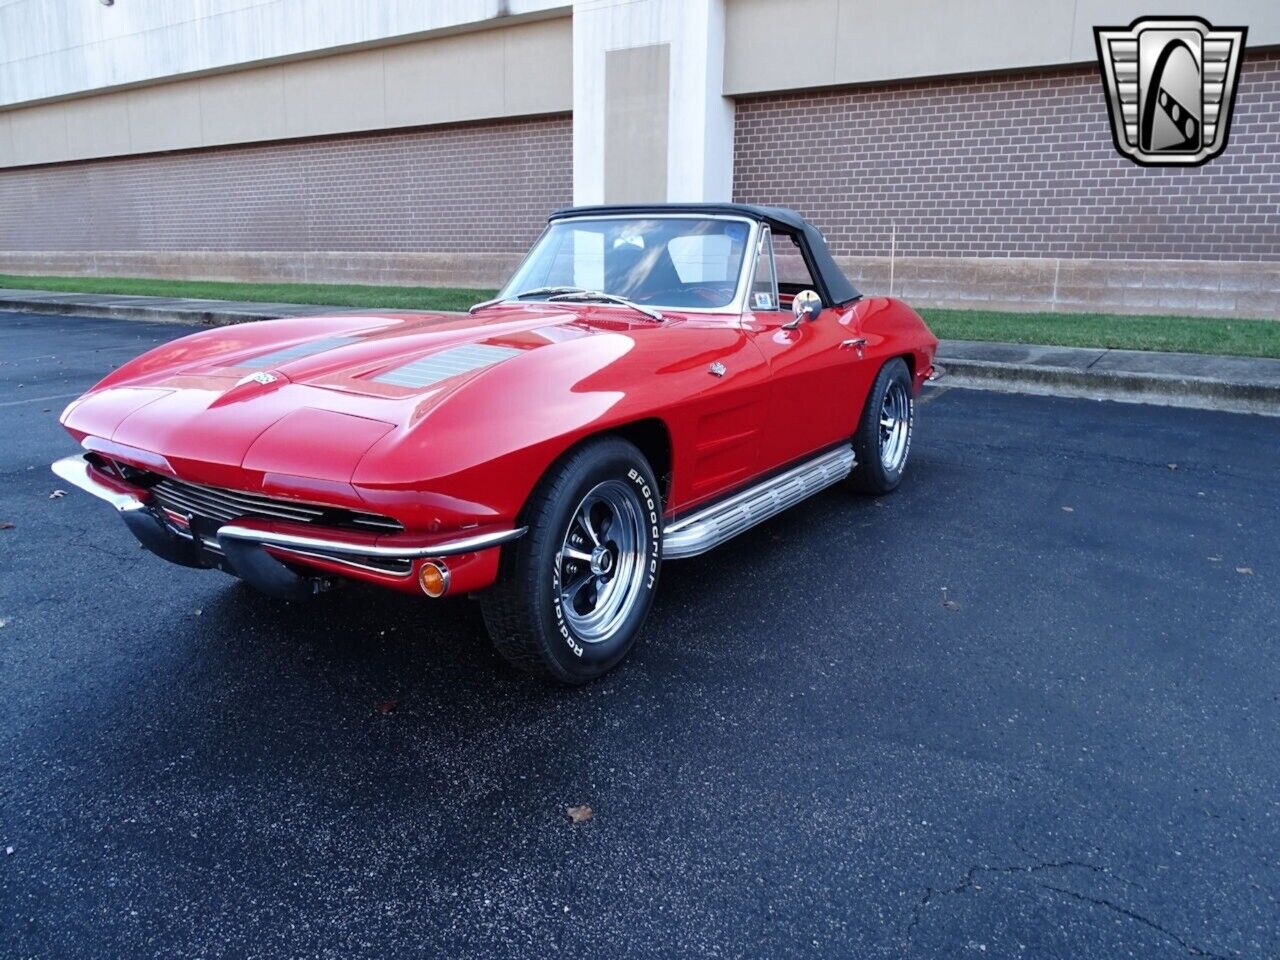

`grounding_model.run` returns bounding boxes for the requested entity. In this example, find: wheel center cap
[590,546,613,576]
